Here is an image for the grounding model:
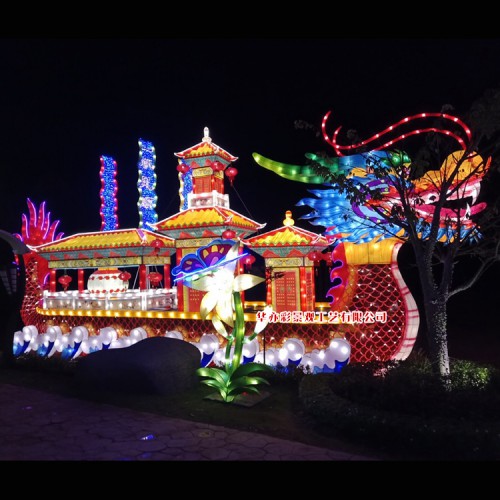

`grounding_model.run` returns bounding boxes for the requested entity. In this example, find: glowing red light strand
[322,111,472,156]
